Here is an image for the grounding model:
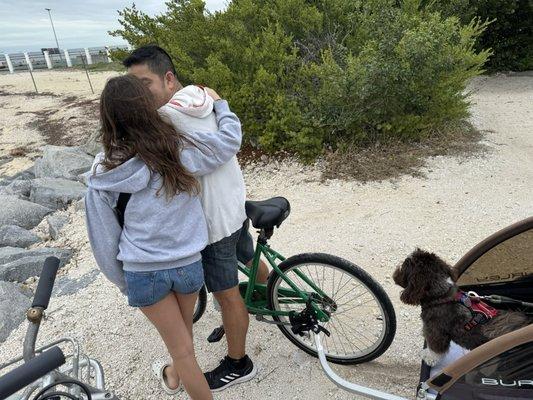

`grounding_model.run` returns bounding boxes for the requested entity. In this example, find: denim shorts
[124,260,204,307]
[201,220,255,293]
